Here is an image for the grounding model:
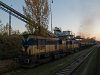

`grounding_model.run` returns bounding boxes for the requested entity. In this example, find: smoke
[79,13,95,38]
[79,0,100,38]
